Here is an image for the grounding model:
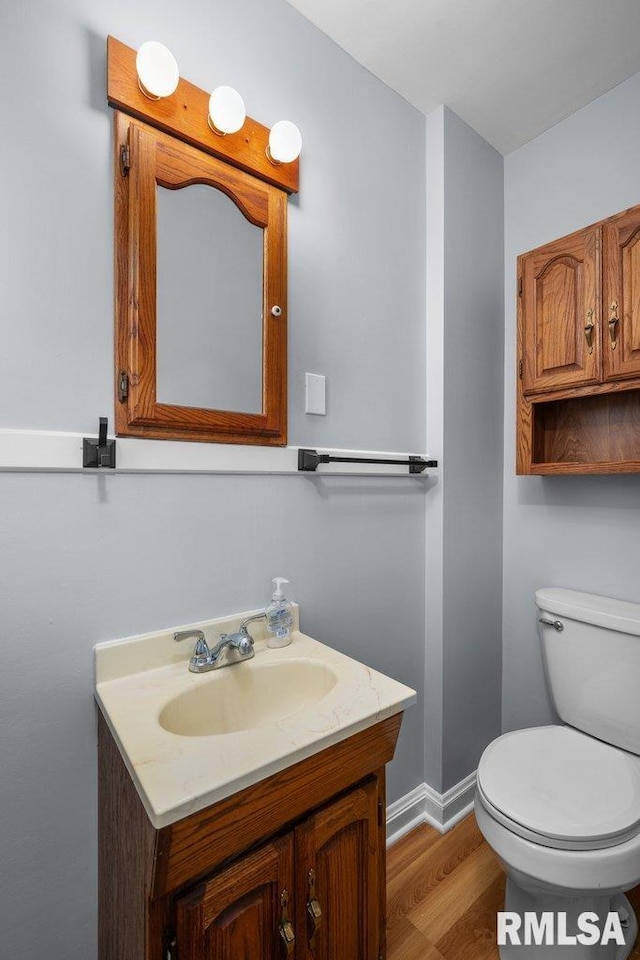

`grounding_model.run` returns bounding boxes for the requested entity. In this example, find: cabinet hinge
[377,798,384,828]
[165,937,178,960]
[118,370,129,403]
[519,359,524,380]
[518,276,523,297]
[120,143,130,177]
